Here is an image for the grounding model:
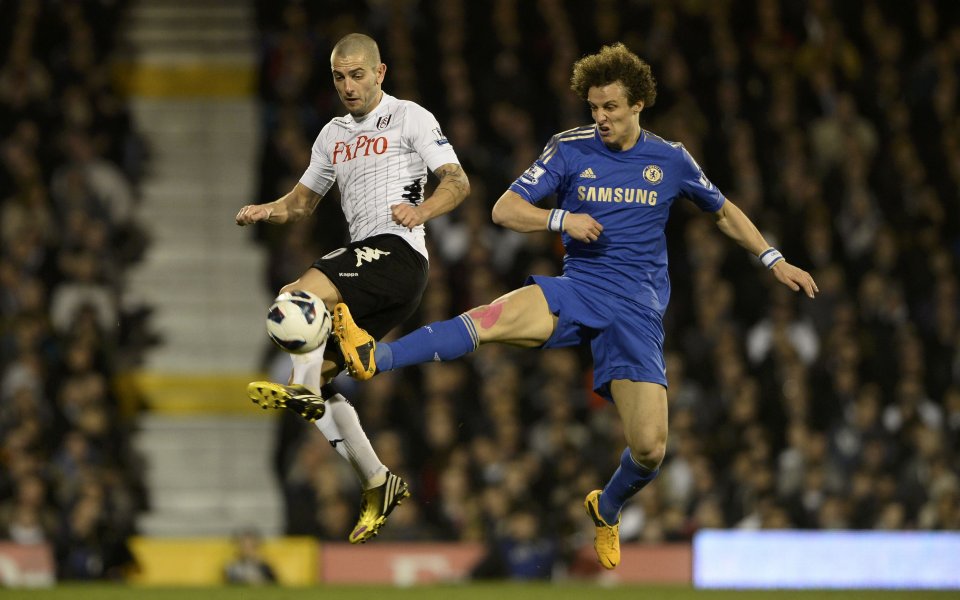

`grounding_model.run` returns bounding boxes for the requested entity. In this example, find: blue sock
[374,314,478,372]
[598,447,659,524]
